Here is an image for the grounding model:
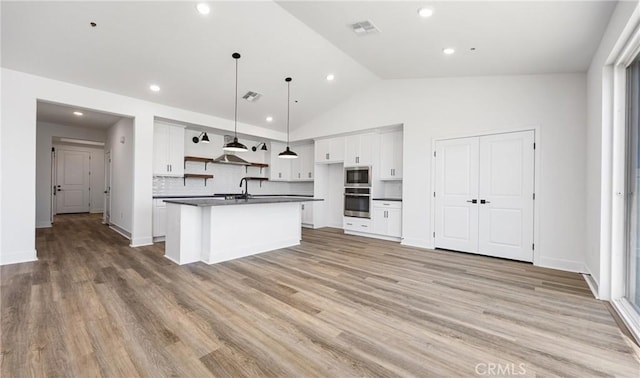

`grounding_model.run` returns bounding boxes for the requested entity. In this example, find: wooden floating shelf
[184,156,214,170]
[246,162,269,174]
[183,173,214,186]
